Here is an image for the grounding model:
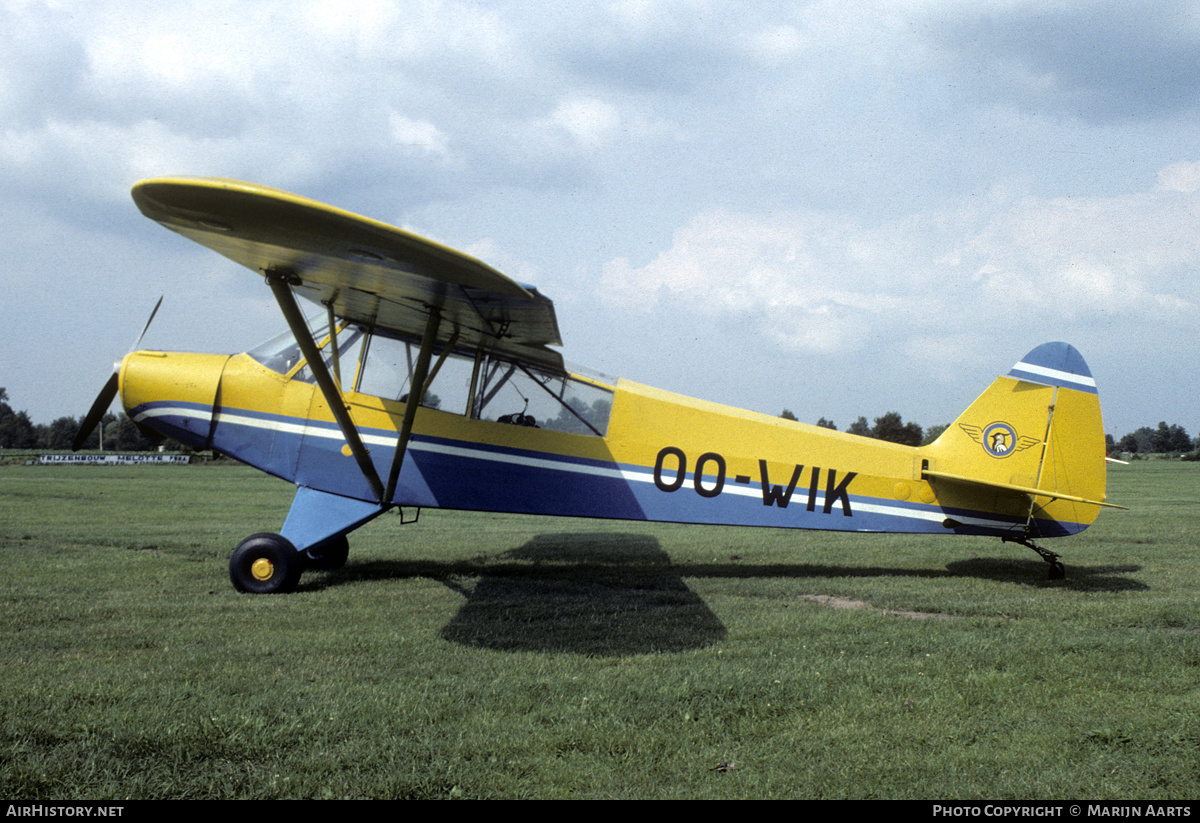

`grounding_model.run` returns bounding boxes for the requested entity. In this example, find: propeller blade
[131,295,163,353]
[71,296,163,451]
[72,372,119,451]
